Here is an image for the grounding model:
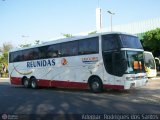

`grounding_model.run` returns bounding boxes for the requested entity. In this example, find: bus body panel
[9,54,104,89]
